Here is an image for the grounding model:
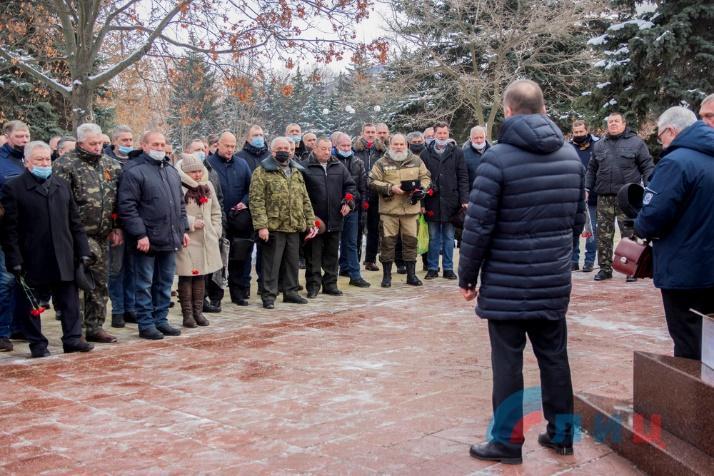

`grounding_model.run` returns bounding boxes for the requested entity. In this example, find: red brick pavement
[0,267,667,474]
